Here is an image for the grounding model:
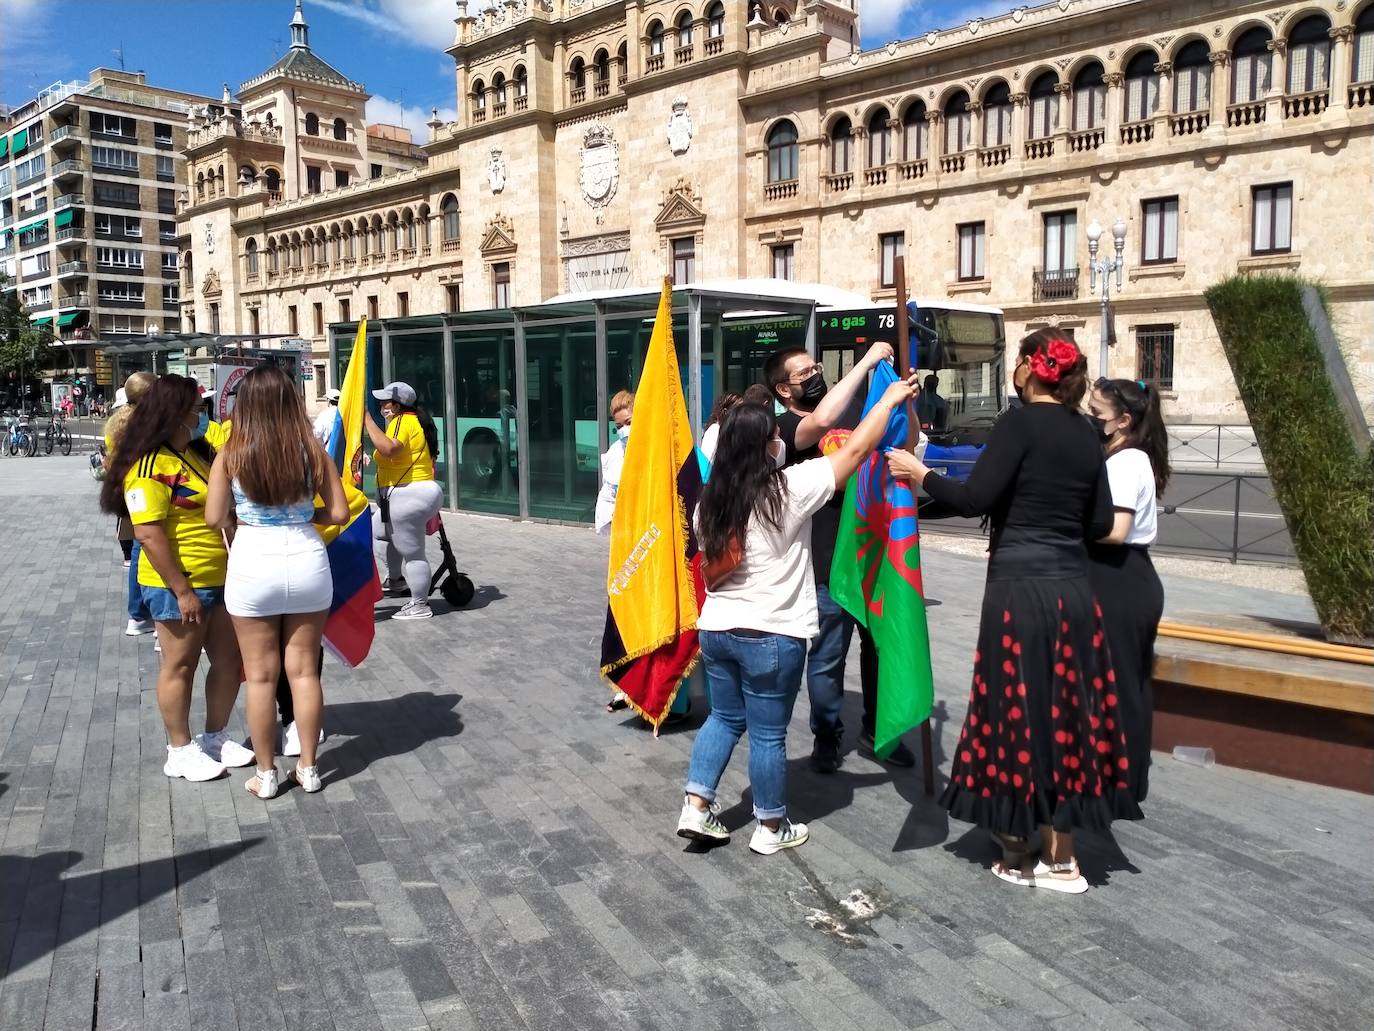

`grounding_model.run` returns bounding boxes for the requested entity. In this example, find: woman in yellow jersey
[365,382,443,620]
[99,375,253,782]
